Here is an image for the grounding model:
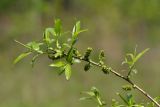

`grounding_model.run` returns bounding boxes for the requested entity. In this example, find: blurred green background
[0,0,160,107]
